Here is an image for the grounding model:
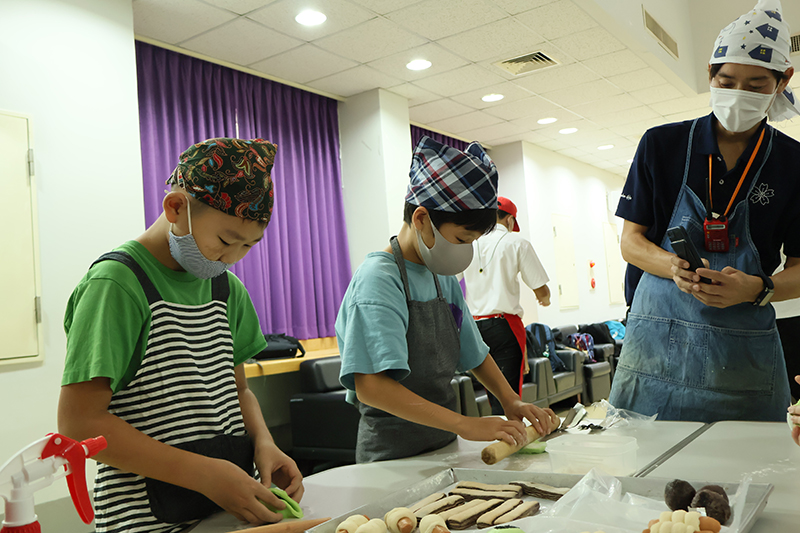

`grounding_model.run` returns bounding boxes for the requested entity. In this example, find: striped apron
[91,251,248,533]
